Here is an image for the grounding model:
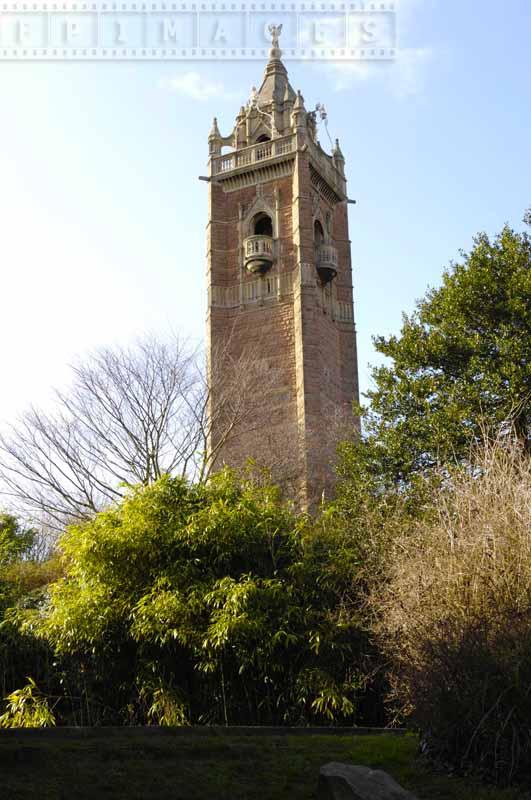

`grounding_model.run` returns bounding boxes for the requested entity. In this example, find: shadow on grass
[0,731,526,800]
